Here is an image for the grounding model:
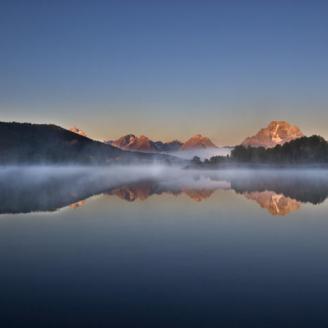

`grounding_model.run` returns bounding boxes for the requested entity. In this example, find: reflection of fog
[0,166,328,216]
